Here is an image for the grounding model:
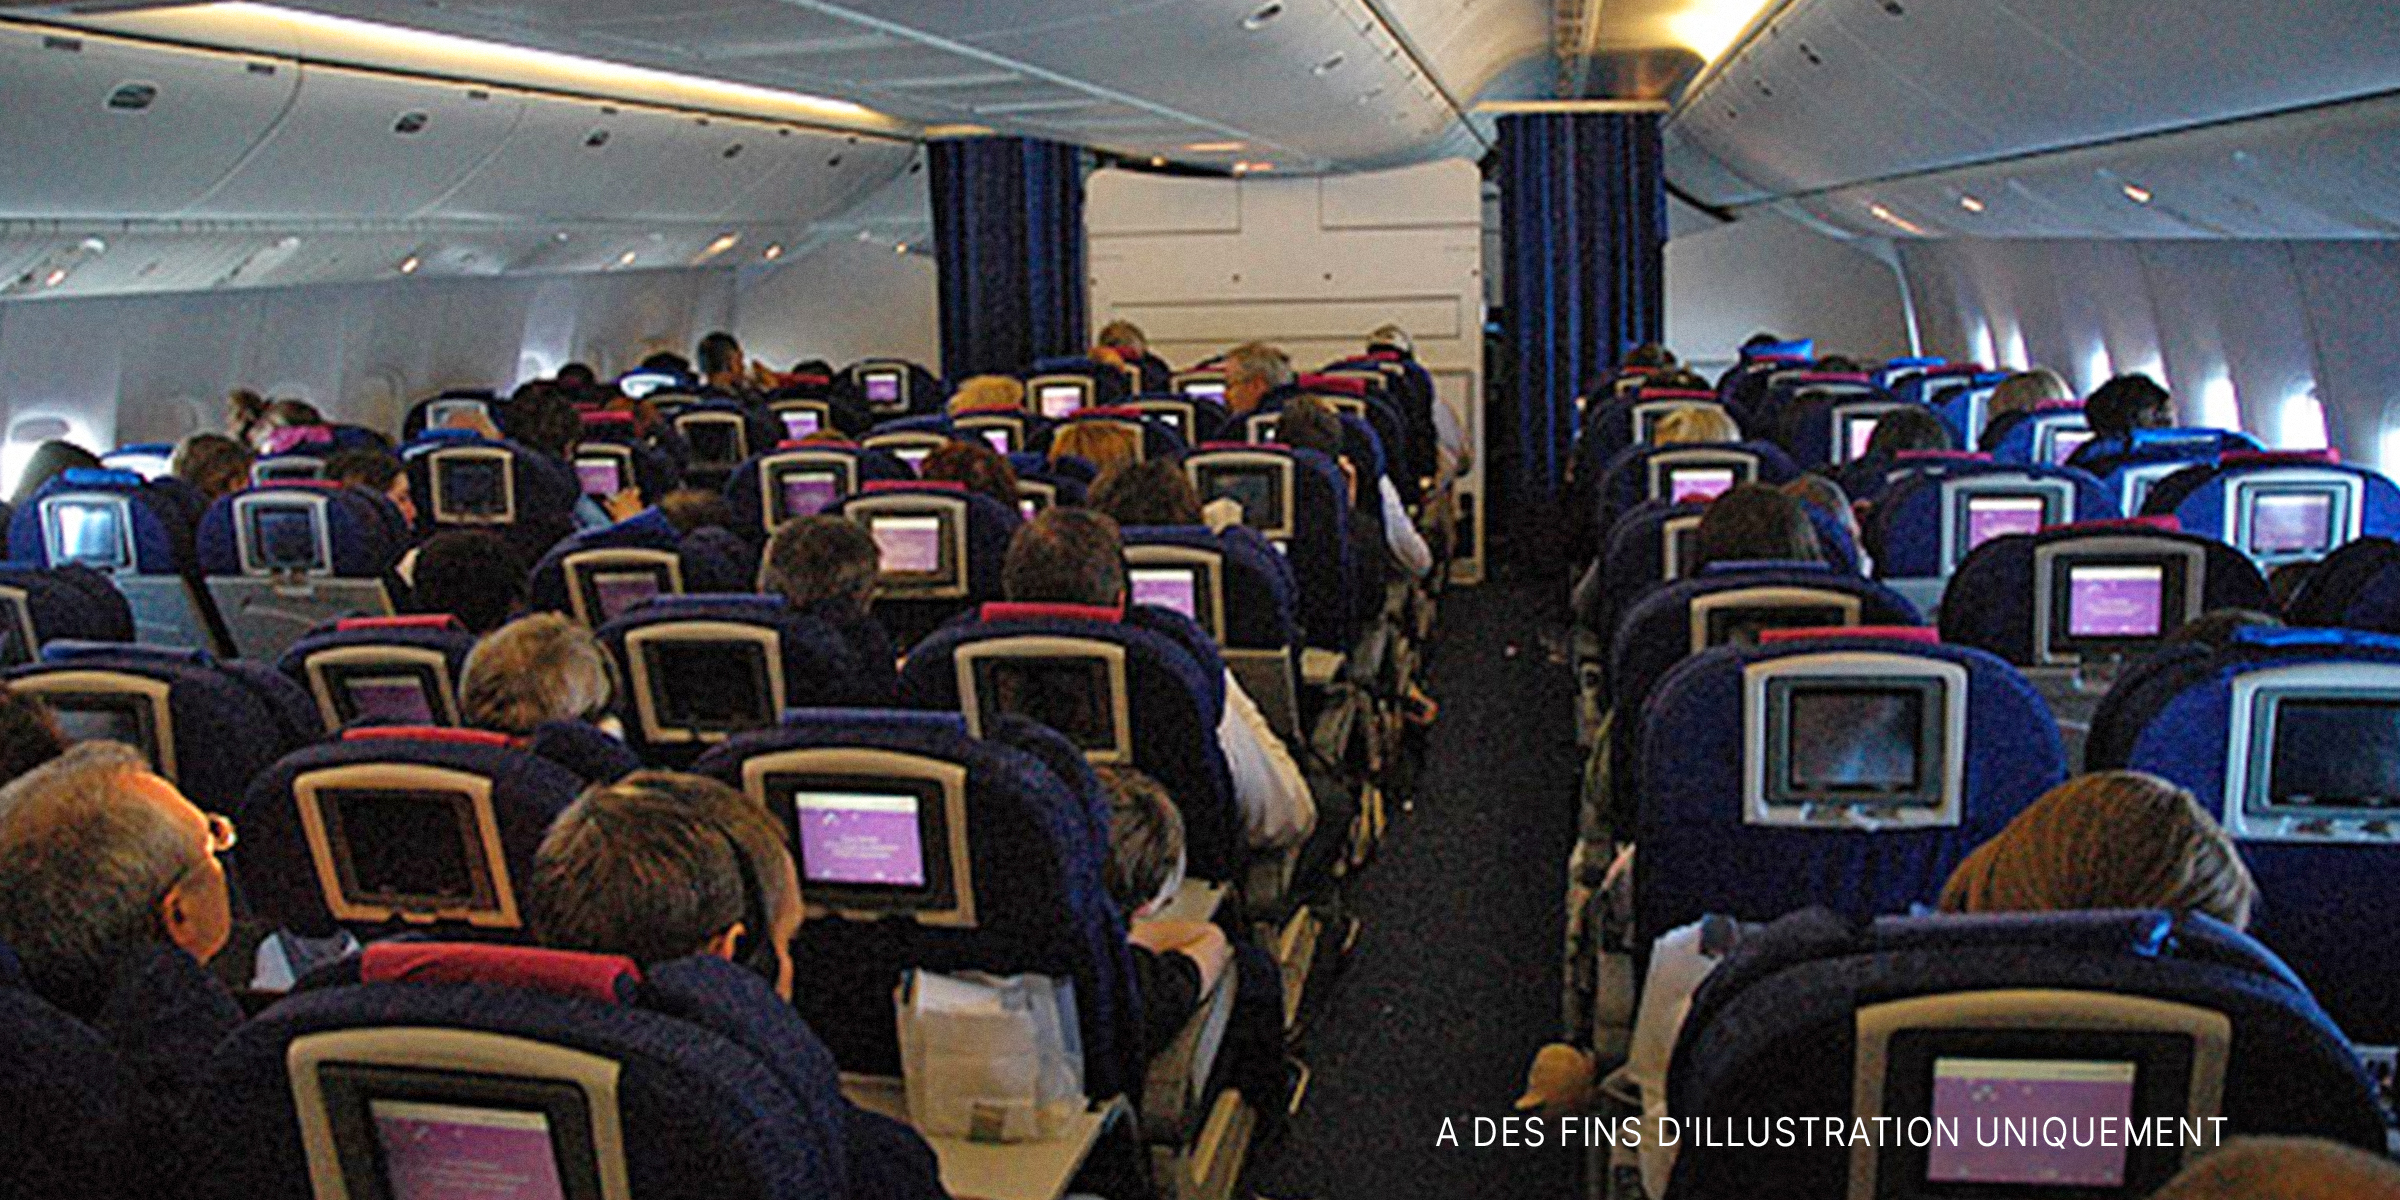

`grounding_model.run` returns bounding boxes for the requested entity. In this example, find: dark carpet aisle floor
[1250,575,1586,1200]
